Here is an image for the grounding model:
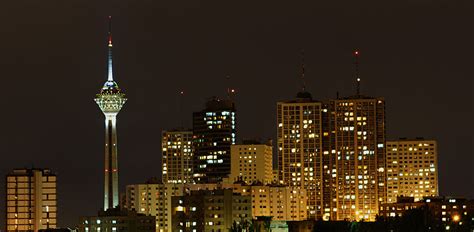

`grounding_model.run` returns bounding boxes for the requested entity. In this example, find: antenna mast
[354,50,361,96]
[226,75,235,100]
[179,90,185,128]
[301,49,306,92]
